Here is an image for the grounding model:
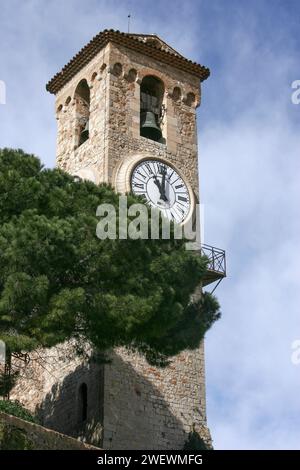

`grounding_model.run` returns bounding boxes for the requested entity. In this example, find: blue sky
[1,0,300,449]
